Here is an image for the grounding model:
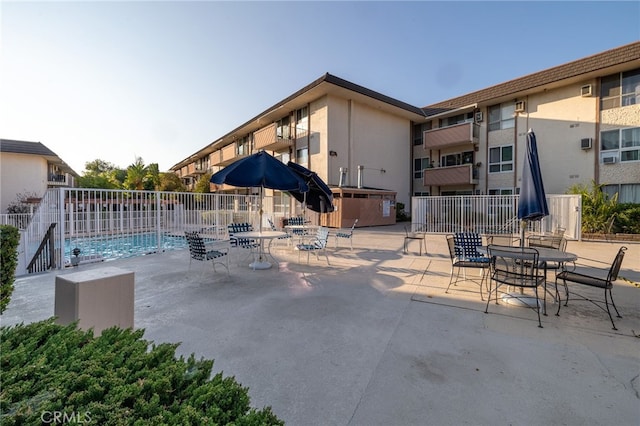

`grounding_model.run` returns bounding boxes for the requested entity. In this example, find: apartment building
[171,41,640,213]
[0,139,78,213]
